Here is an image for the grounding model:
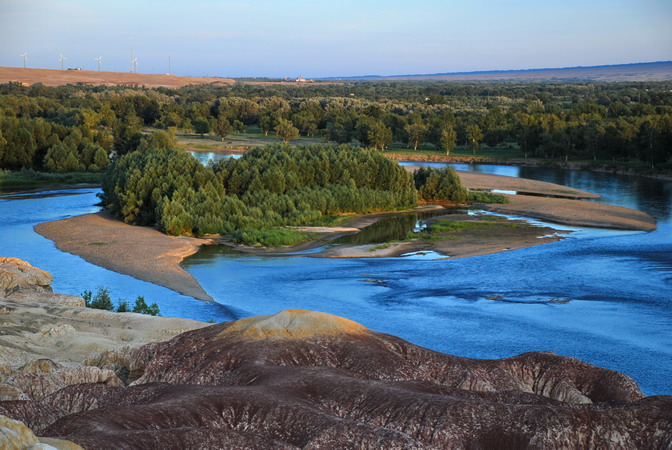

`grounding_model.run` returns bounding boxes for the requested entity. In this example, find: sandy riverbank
[35,211,214,301]
[483,195,657,231]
